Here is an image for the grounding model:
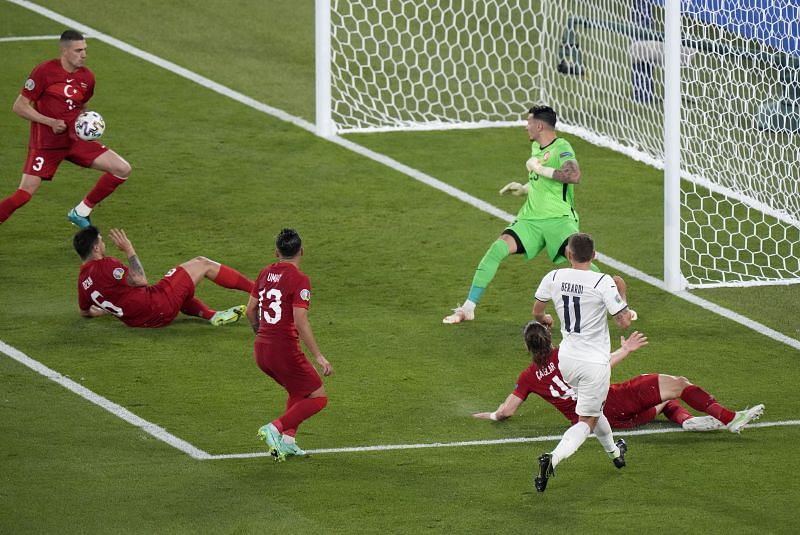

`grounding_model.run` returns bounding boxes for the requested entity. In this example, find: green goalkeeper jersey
[518,137,578,220]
